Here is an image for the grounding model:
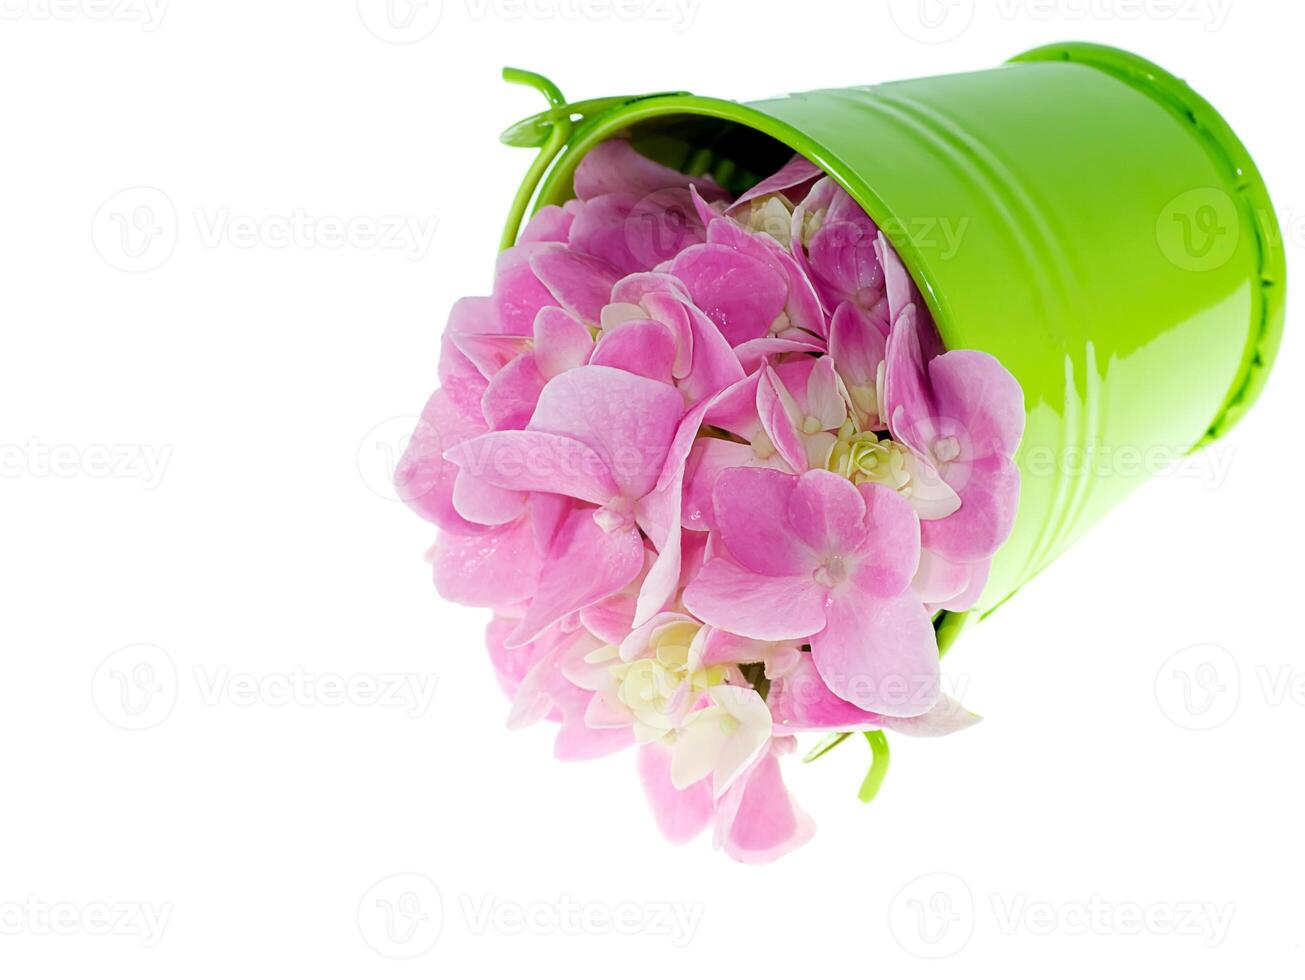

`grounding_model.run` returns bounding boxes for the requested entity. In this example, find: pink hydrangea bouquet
[397,141,1025,863]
